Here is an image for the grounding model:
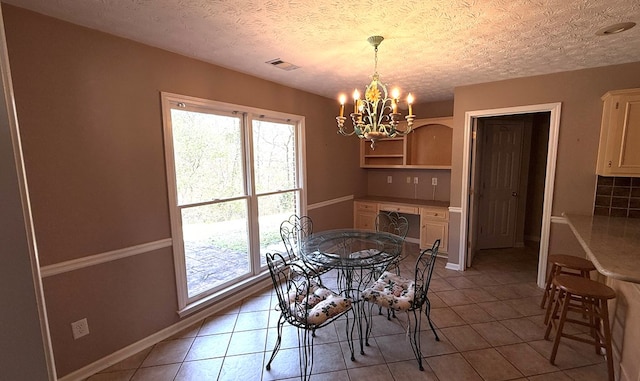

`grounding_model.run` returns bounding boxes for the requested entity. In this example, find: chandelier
[336,36,415,149]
